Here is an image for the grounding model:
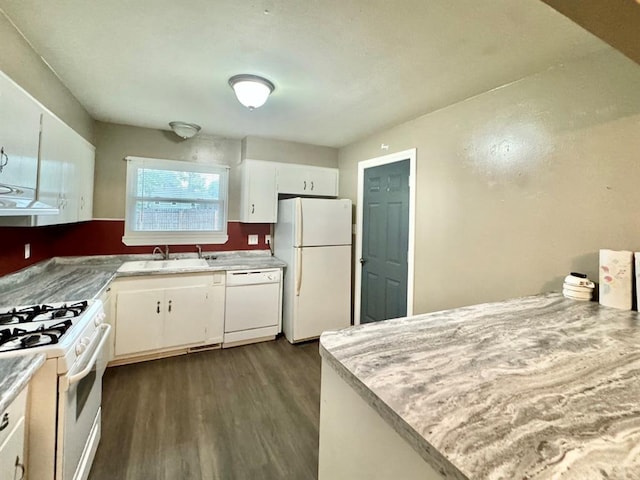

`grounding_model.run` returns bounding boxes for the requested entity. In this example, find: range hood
[0,183,59,216]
